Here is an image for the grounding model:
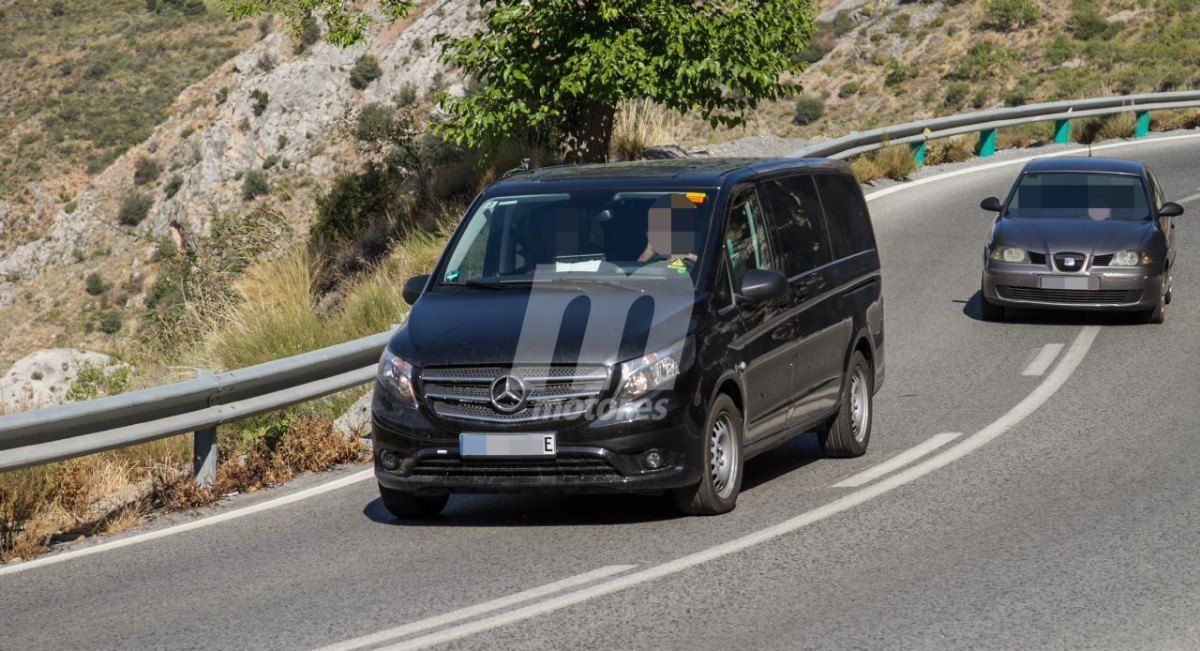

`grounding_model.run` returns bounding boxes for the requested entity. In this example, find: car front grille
[420,365,610,424]
[998,286,1142,304]
[1052,252,1087,272]
[1029,252,1048,265]
[1091,254,1114,266]
[410,455,621,479]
